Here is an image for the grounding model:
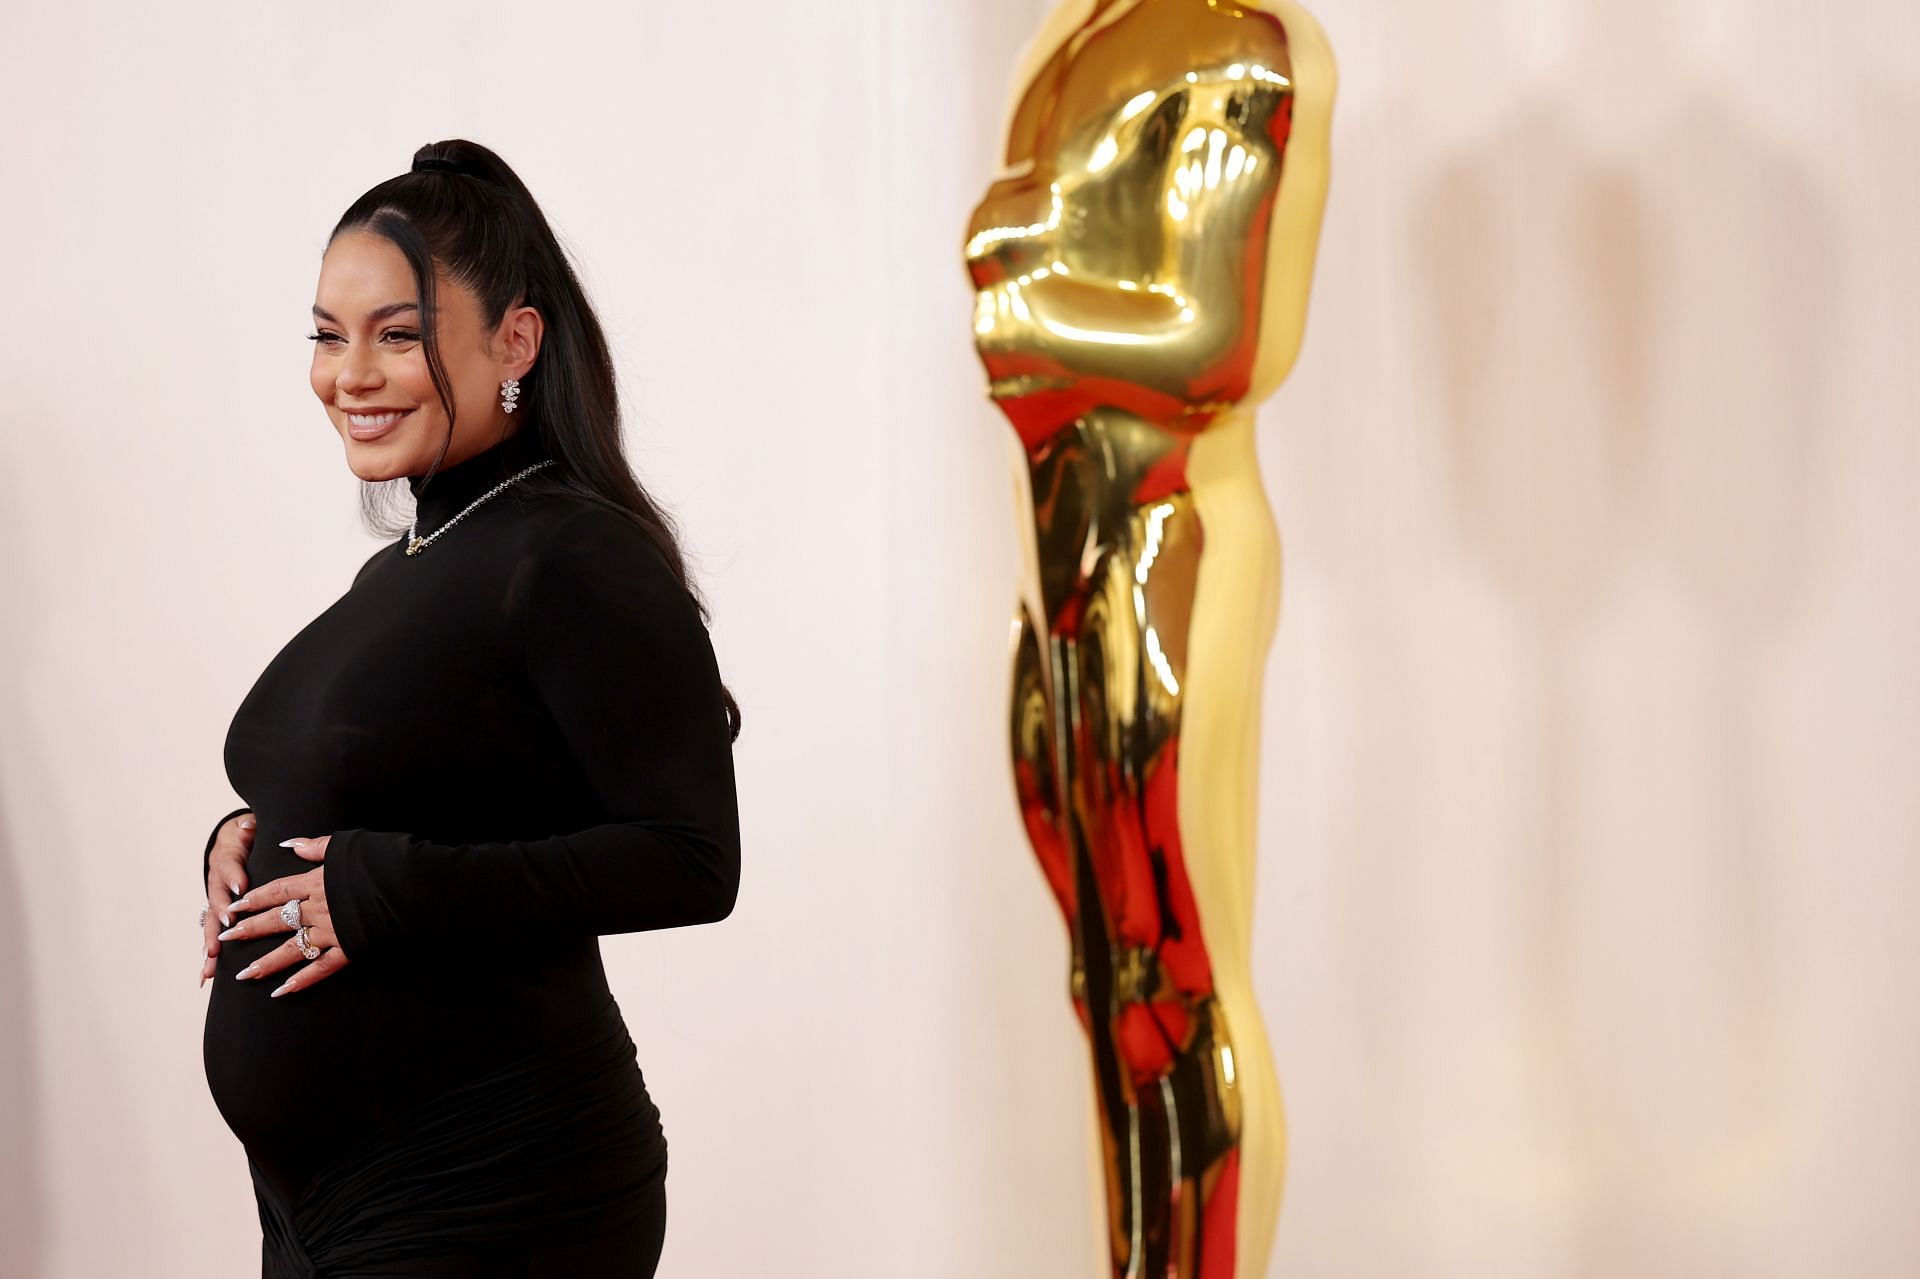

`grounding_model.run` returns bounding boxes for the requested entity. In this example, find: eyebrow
[310,301,420,323]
